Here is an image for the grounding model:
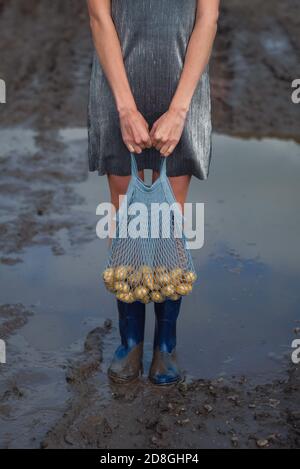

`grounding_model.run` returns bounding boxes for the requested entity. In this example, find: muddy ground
[0,0,299,449]
[0,0,299,137]
[41,323,300,449]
